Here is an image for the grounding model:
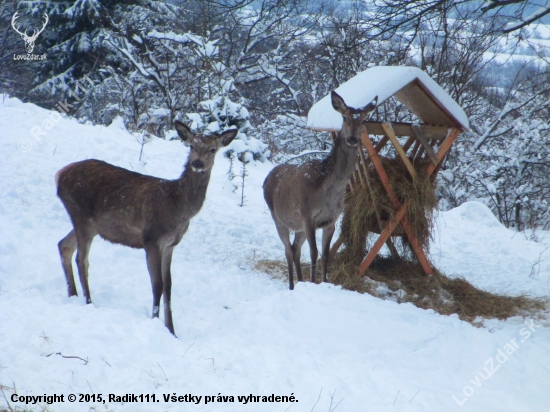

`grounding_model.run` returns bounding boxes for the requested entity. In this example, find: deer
[263,91,378,290]
[11,12,49,54]
[55,121,237,335]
